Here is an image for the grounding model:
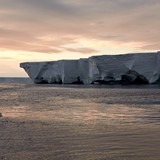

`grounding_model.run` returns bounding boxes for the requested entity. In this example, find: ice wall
[20,52,160,84]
